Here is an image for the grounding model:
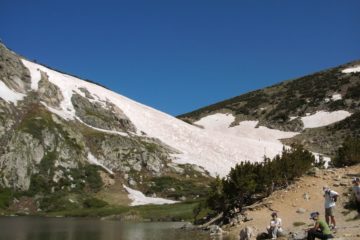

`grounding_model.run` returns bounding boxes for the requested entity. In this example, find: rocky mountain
[179,60,360,158]
[0,43,214,210]
[1,41,359,213]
